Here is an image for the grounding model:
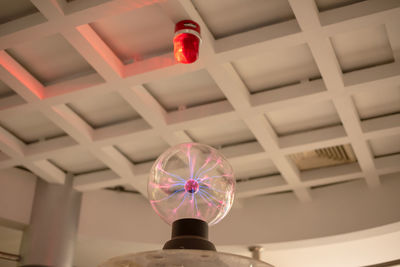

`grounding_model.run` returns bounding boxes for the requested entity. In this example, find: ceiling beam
[289,0,381,188]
